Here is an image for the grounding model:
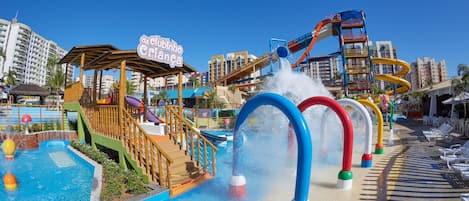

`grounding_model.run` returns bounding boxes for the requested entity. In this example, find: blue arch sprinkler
[229,47,313,201]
